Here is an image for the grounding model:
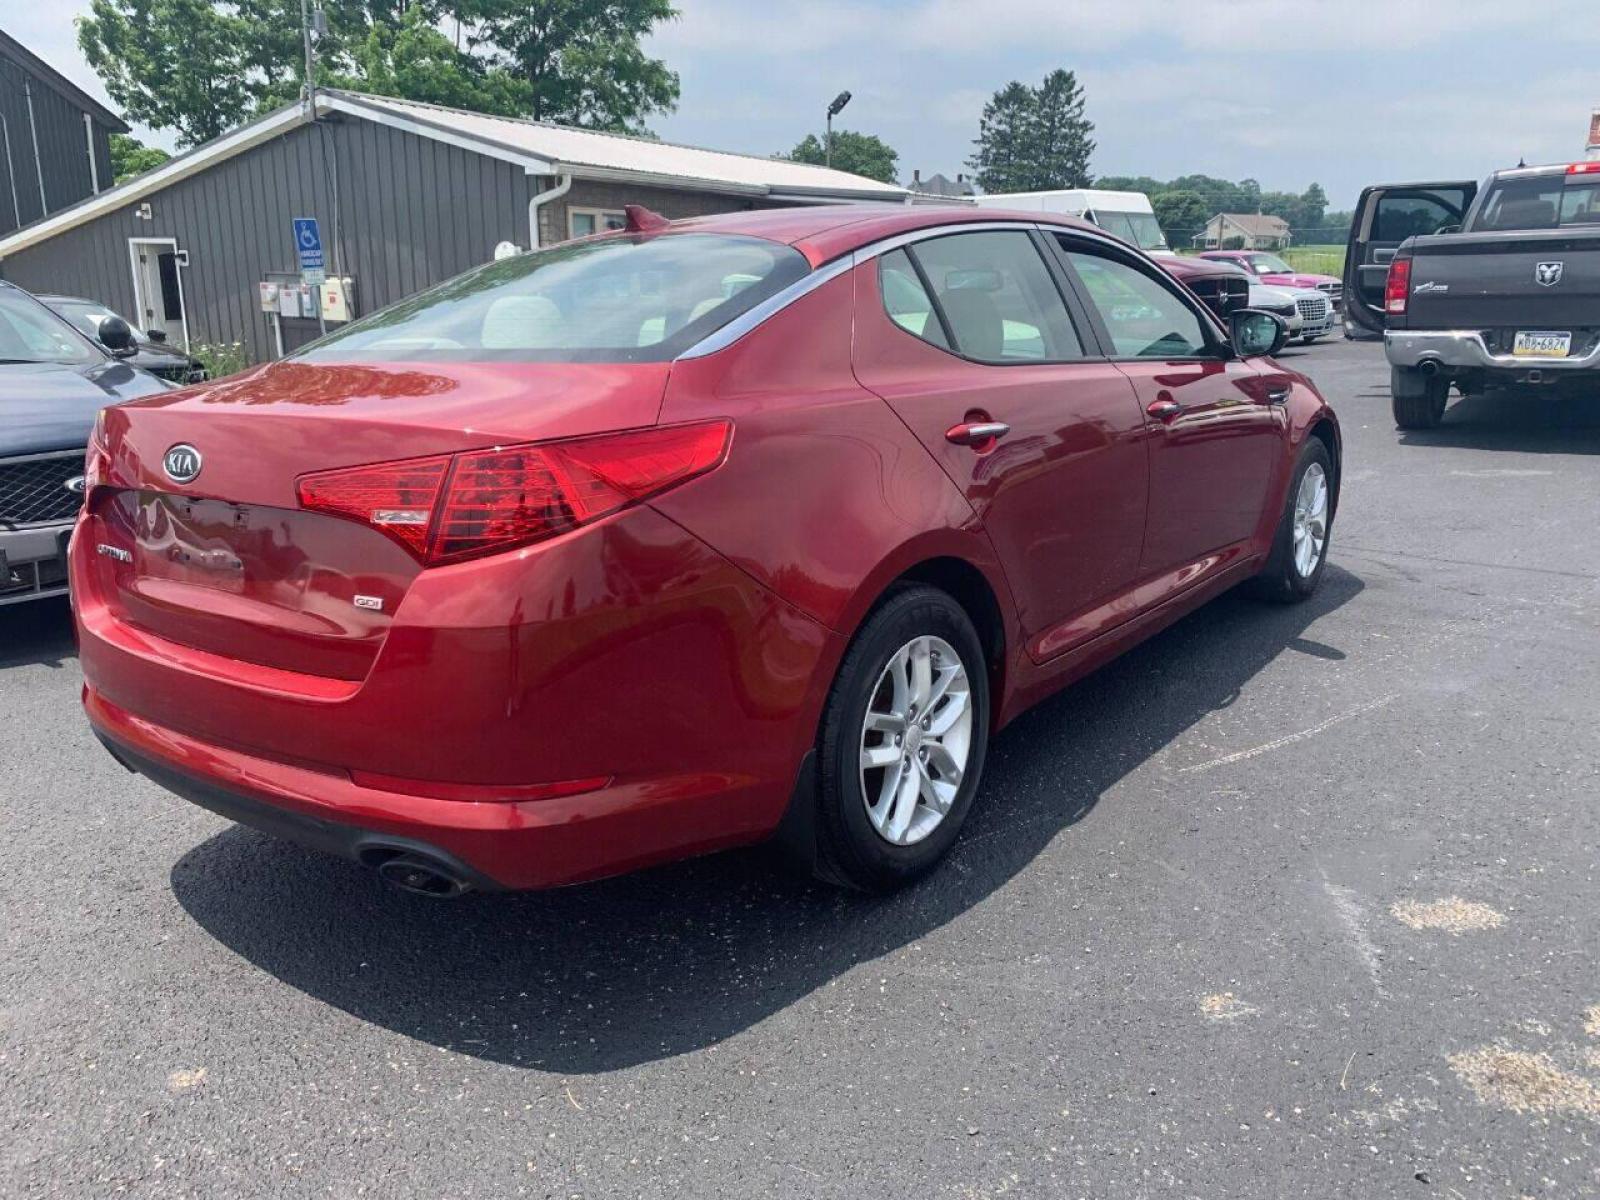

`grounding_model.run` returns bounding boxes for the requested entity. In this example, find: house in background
[1193,212,1292,251]
[0,89,908,361]
[0,29,123,236]
[909,170,975,201]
